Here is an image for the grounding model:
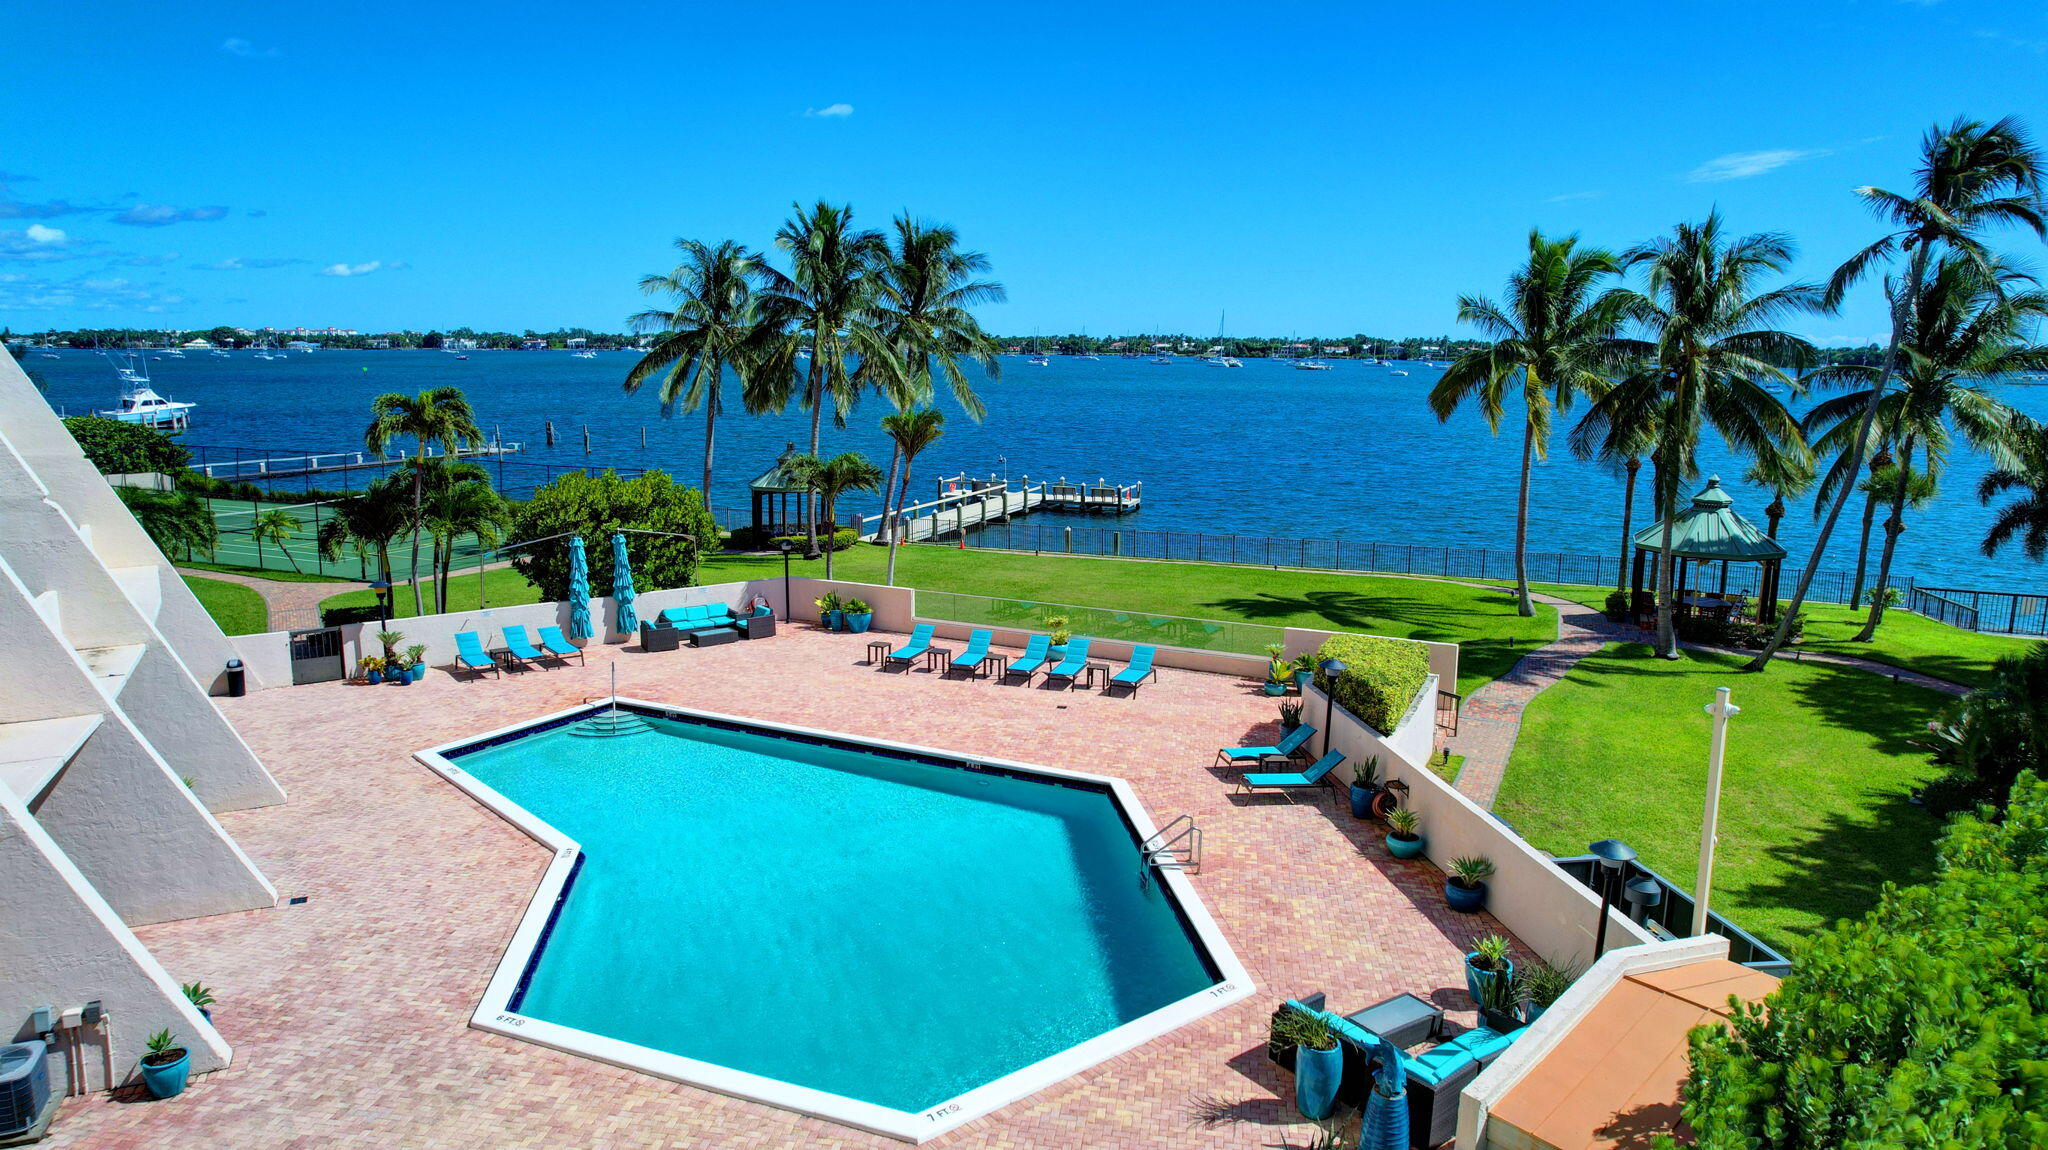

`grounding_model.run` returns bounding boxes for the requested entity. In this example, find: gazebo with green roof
[1631,476,1788,624]
[748,442,814,542]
